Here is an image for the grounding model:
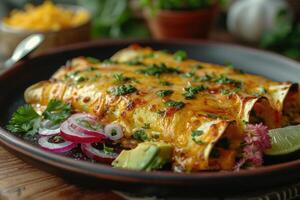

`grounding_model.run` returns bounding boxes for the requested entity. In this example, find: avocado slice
[112,142,173,171]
